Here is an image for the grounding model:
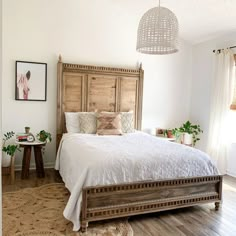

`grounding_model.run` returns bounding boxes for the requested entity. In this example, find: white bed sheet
[55,131,219,231]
